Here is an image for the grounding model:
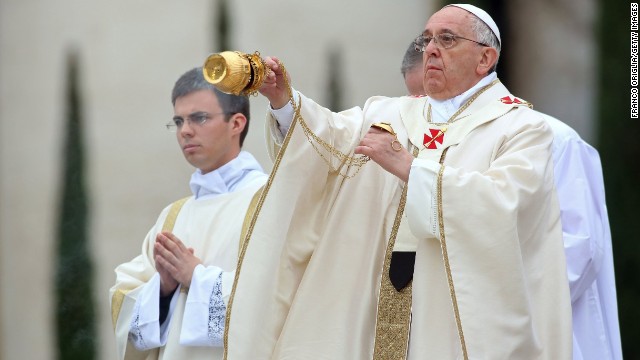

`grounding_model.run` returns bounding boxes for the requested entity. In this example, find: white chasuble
[226,82,572,359]
[110,179,264,360]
